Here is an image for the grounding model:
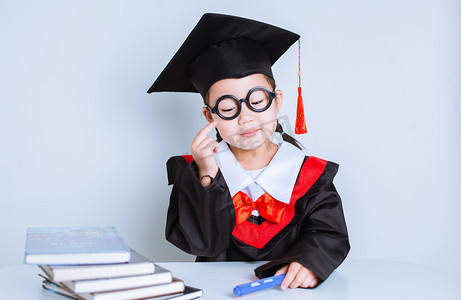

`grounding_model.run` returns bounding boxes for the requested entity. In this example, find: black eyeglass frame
[206,87,277,120]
